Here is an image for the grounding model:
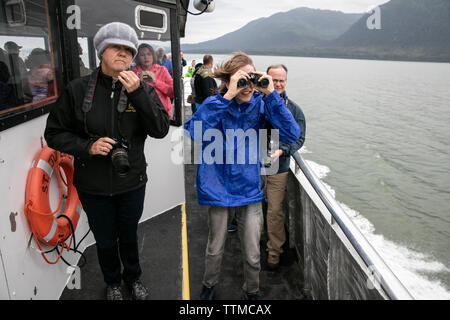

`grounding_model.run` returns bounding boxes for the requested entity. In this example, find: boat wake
[301,148,450,300]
